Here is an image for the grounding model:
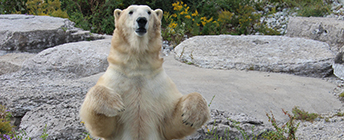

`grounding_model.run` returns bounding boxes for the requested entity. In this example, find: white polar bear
[79,5,210,140]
